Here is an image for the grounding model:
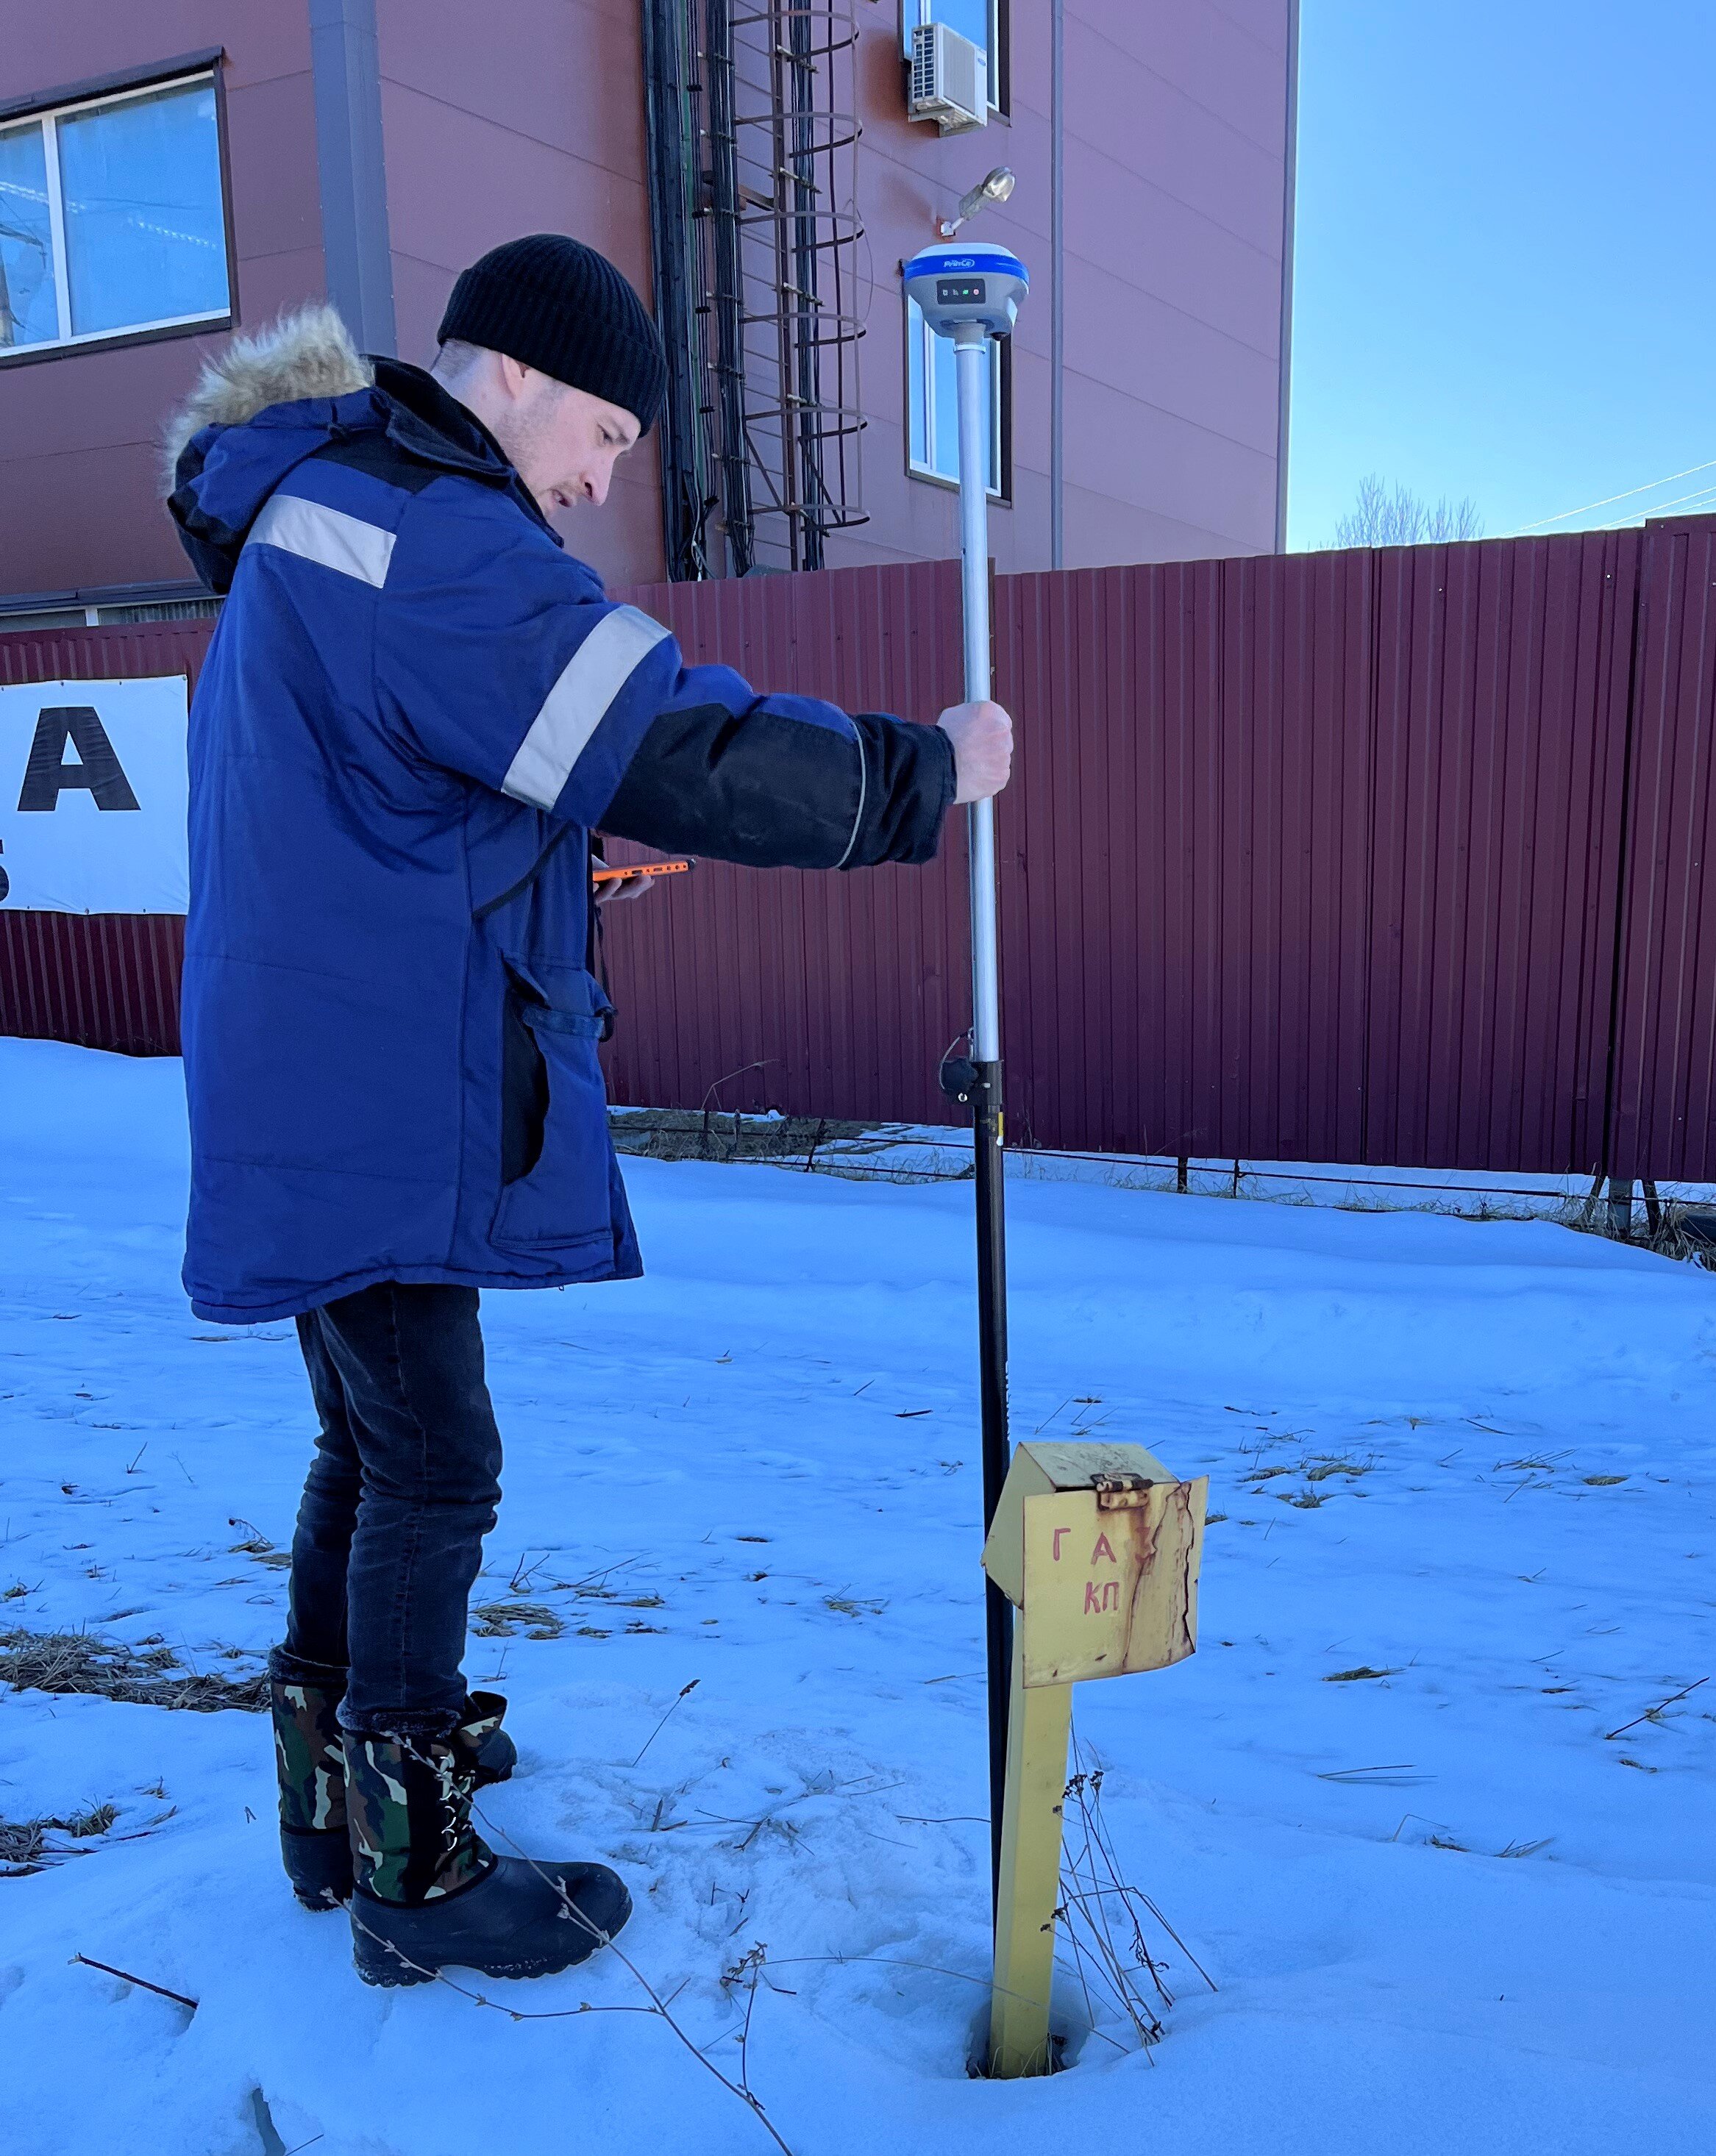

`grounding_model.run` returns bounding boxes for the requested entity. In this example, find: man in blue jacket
[165,235,1011,1988]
